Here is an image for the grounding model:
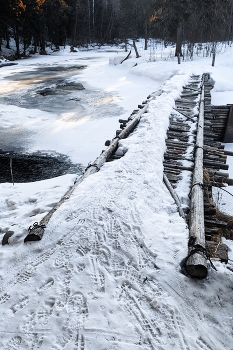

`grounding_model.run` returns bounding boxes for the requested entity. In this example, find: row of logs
[163,73,230,278]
